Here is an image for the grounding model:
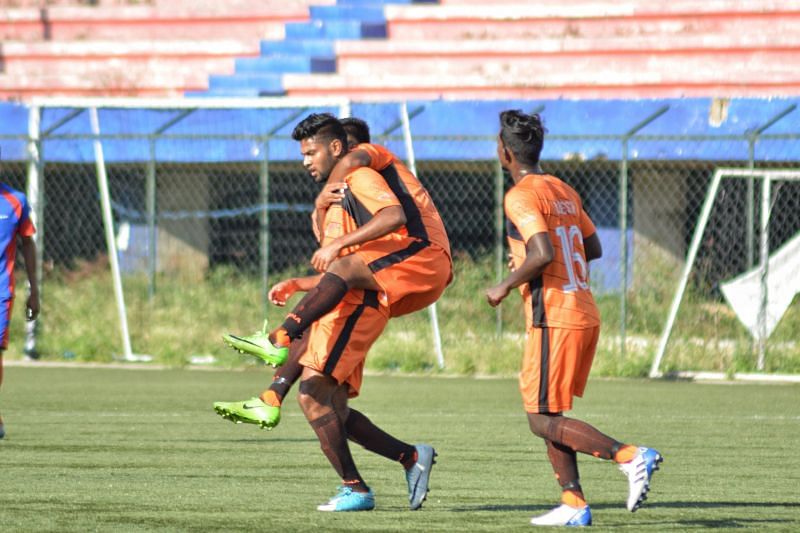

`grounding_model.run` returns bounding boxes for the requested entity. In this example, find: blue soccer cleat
[530,504,592,527]
[316,486,375,512]
[619,447,663,512]
[405,444,437,510]
[0,422,5,440]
